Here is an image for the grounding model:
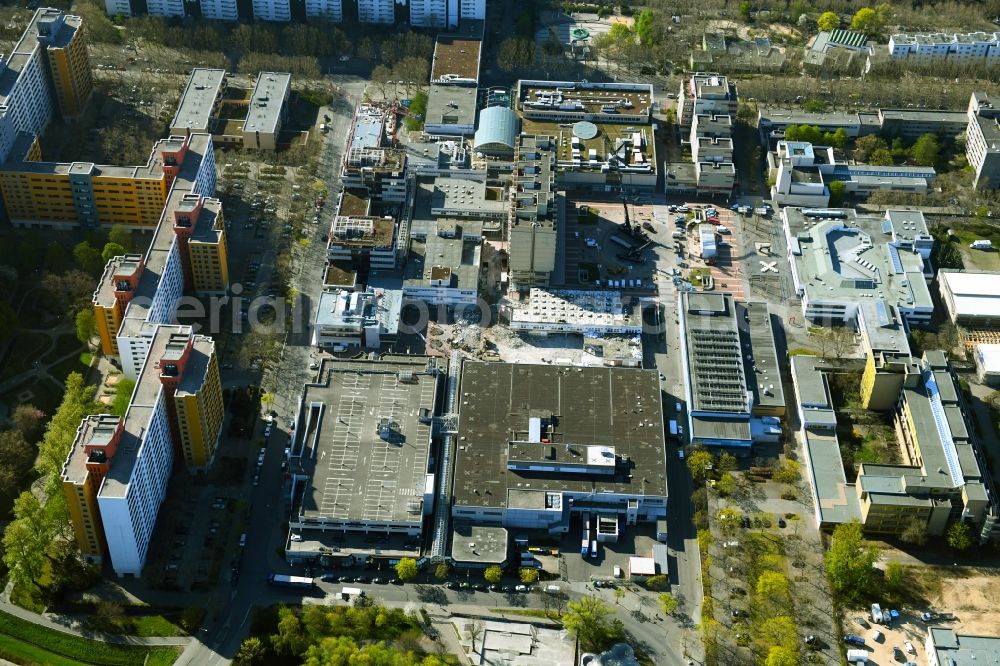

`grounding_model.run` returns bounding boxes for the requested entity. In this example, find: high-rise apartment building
[36,11,93,119]
[200,0,239,20]
[251,0,291,21]
[305,0,343,21]
[60,325,224,575]
[357,0,395,23]
[86,134,225,380]
[0,8,93,167]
